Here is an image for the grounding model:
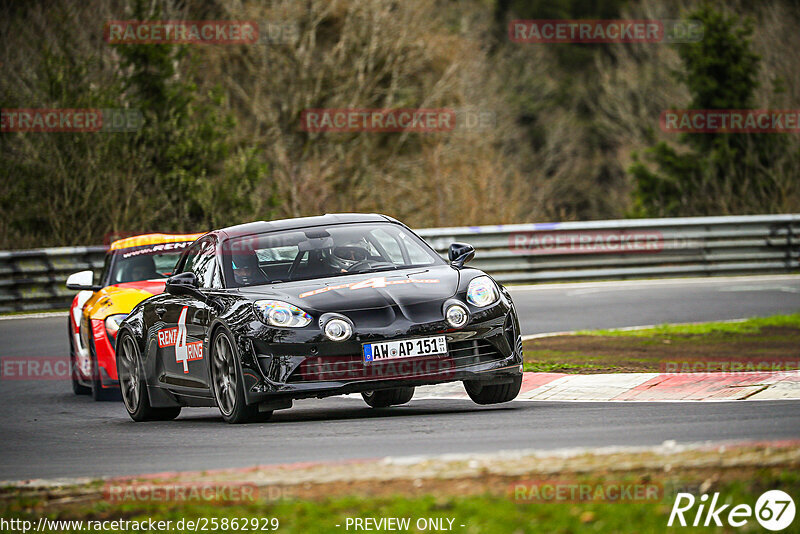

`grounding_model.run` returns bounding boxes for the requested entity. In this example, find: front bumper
[239,310,523,404]
[91,319,119,382]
